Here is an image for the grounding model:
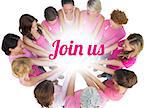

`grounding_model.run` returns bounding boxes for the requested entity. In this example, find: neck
[118,85,127,94]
